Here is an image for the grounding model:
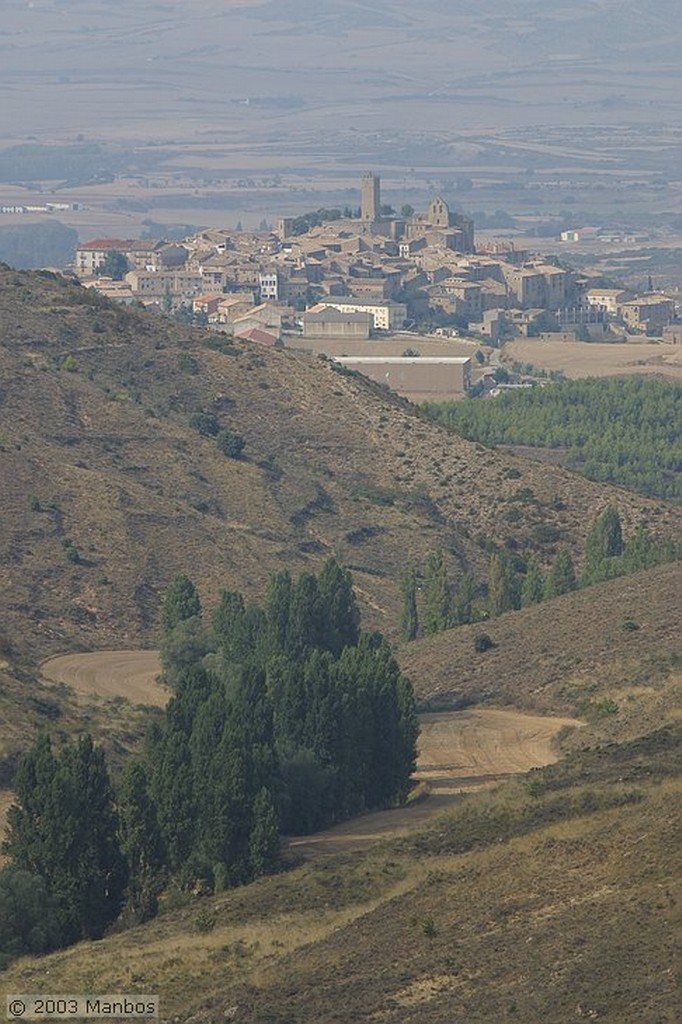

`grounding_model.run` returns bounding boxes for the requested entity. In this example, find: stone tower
[361,172,380,223]
[429,196,451,228]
